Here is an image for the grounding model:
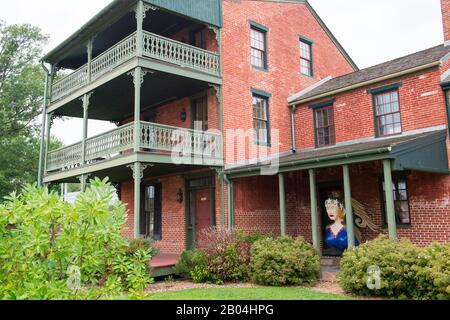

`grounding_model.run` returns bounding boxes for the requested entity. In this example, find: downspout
[223,174,234,230]
[37,61,51,186]
[290,105,297,153]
